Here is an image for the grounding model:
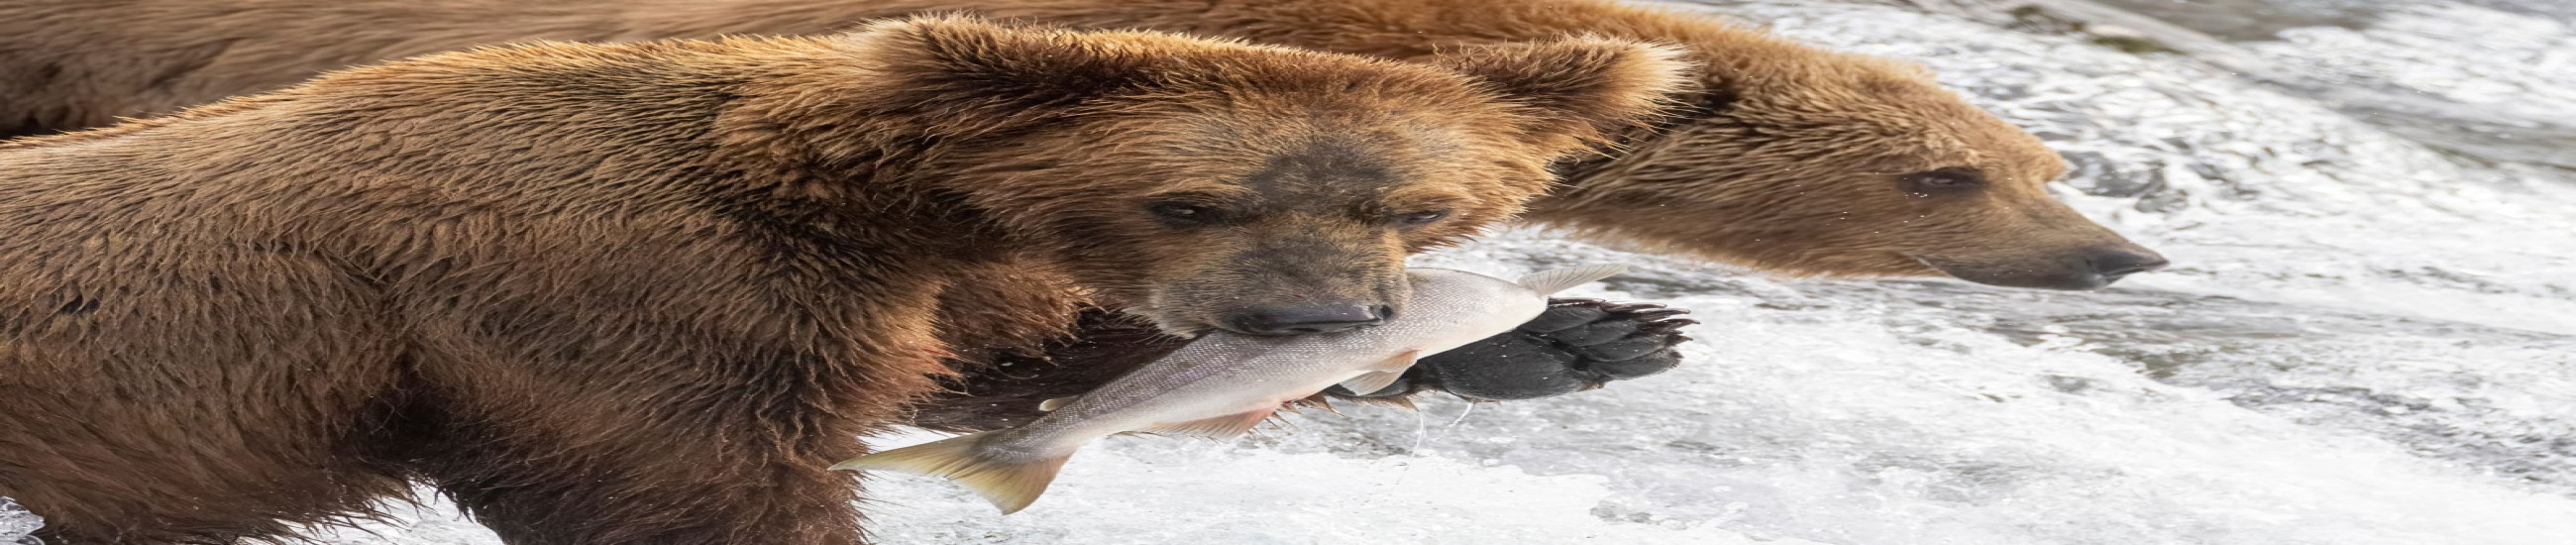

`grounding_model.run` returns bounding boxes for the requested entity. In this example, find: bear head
[826,17,1691,336]
[1531,43,2168,290]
